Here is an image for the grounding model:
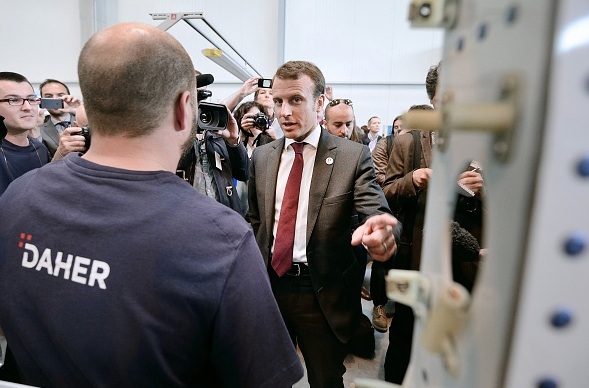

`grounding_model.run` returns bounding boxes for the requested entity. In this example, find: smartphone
[257,78,273,88]
[40,98,64,110]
